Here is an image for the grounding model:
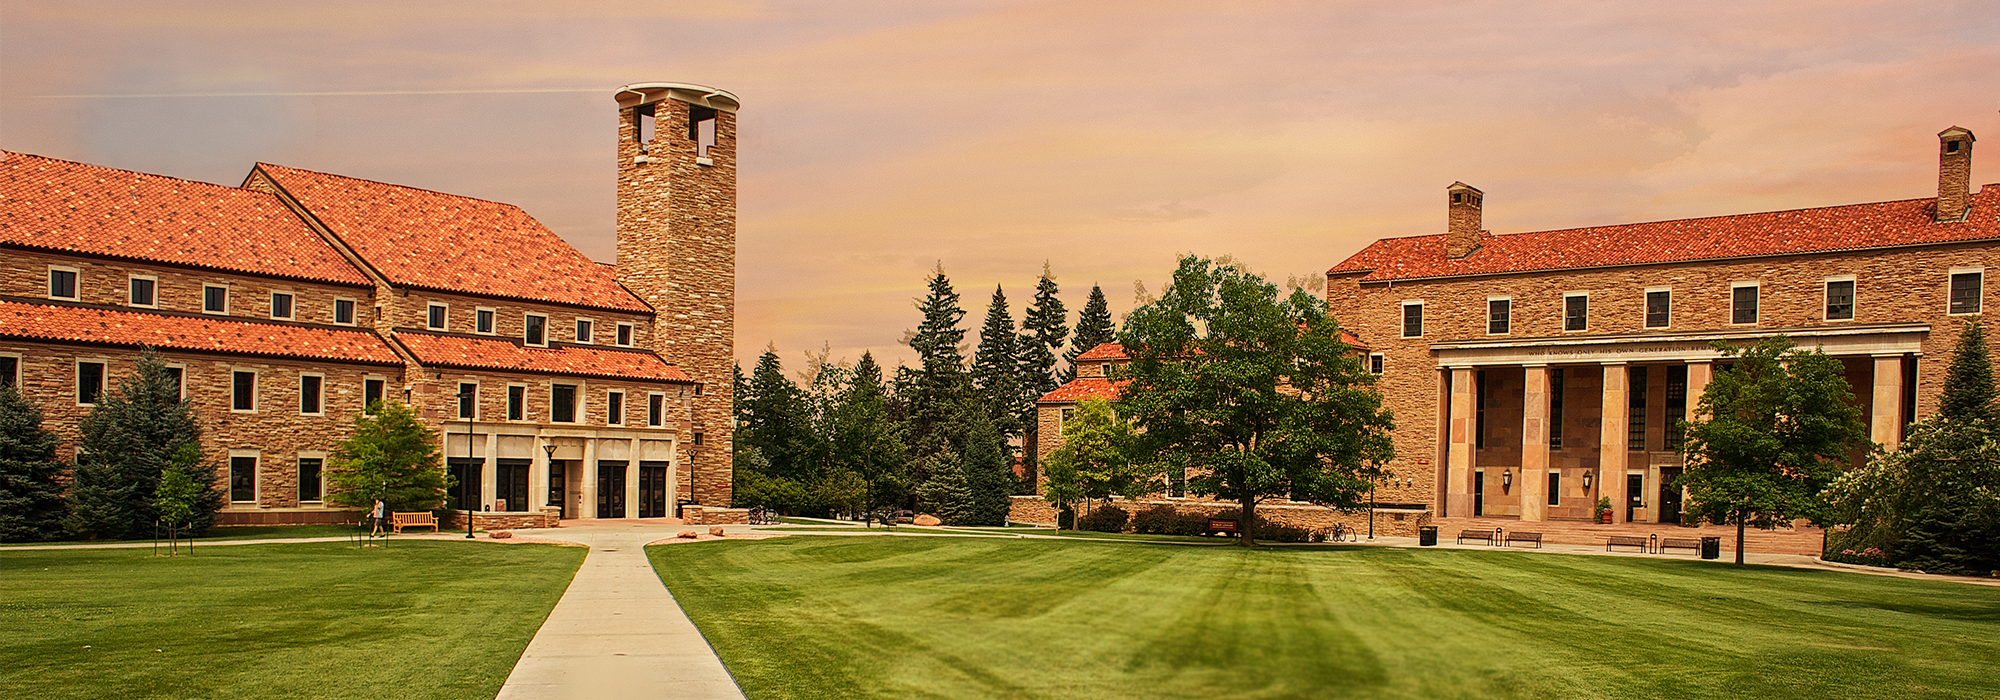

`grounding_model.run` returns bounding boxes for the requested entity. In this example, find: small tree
[65,348,219,540]
[1119,255,1396,546]
[325,401,449,512]
[1678,337,1869,565]
[154,447,204,554]
[0,382,68,542]
[1041,398,1150,526]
